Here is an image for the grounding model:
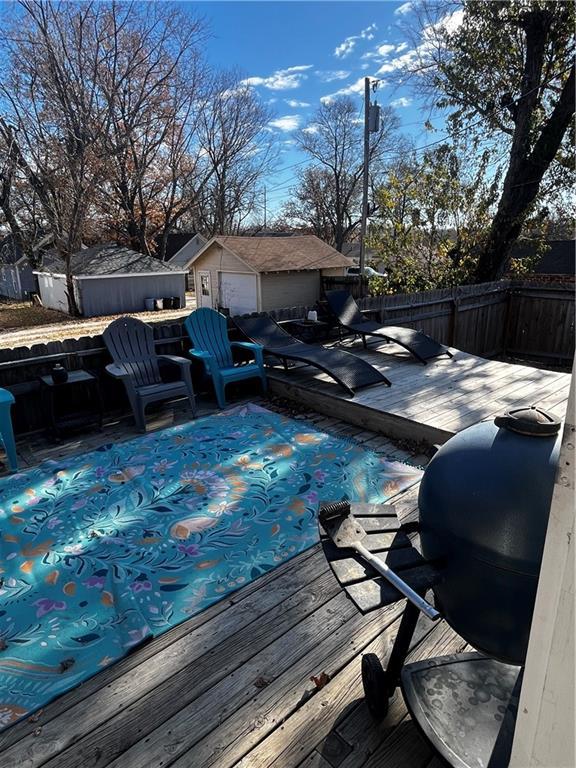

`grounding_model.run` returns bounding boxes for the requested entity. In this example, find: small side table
[40,370,104,438]
[289,320,330,343]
